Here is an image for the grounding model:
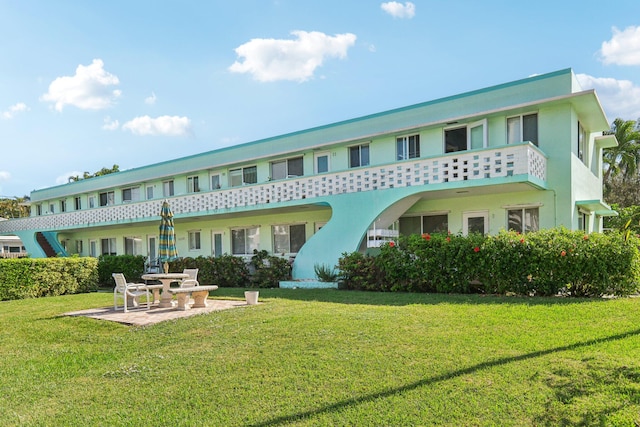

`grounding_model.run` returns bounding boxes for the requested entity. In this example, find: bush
[314,263,339,282]
[168,255,251,287]
[338,228,640,297]
[337,251,381,291]
[0,257,98,300]
[249,250,291,288]
[97,255,146,285]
